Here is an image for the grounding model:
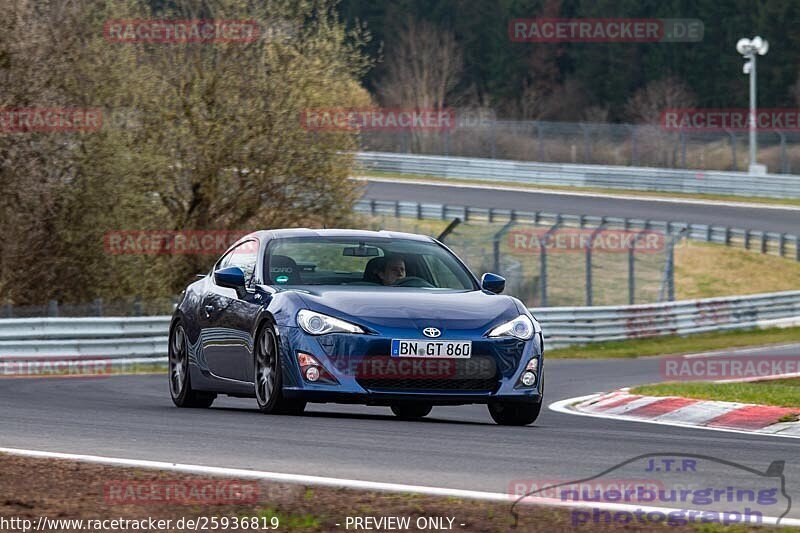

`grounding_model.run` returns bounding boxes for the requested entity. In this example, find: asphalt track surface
[2,343,799,519]
[359,179,800,235]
